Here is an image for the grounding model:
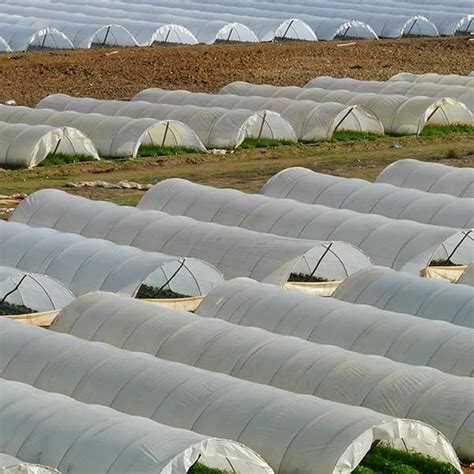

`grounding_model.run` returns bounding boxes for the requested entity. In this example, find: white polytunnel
[132,88,384,141]
[333,267,474,328]
[305,76,474,112]
[0,122,99,169]
[219,81,473,135]
[0,319,462,473]
[457,263,474,286]
[0,105,207,156]
[0,453,59,474]
[0,35,11,52]
[376,159,474,198]
[10,189,372,285]
[0,266,74,312]
[0,23,74,52]
[0,378,273,474]
[390,72,474,88]
[0,221,224,298]
[136,178,474,274]
[195,278,473,377]
[51,290,474,459]
[261,167,474,229]
[36,95,297,149]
